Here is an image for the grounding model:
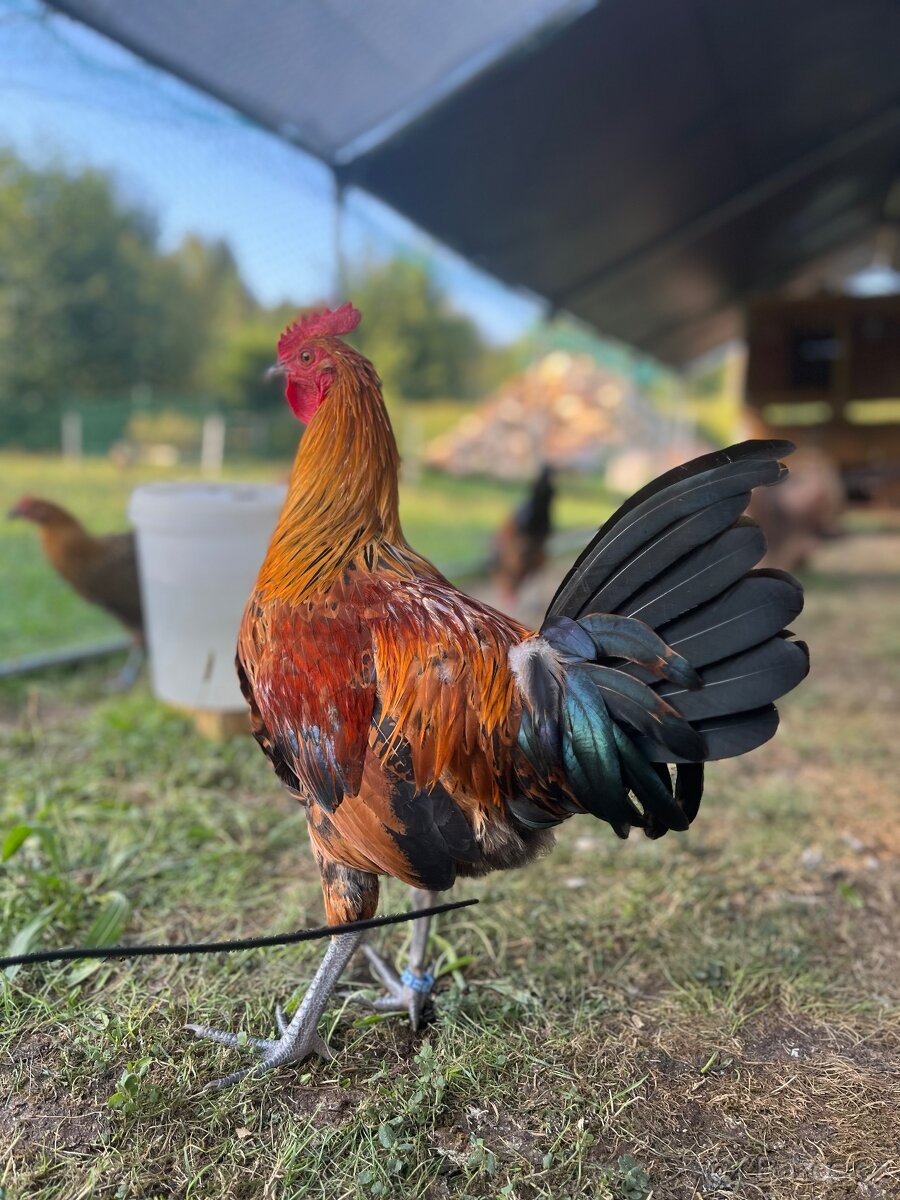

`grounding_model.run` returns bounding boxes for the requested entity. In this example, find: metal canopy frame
[44,0,900,364]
